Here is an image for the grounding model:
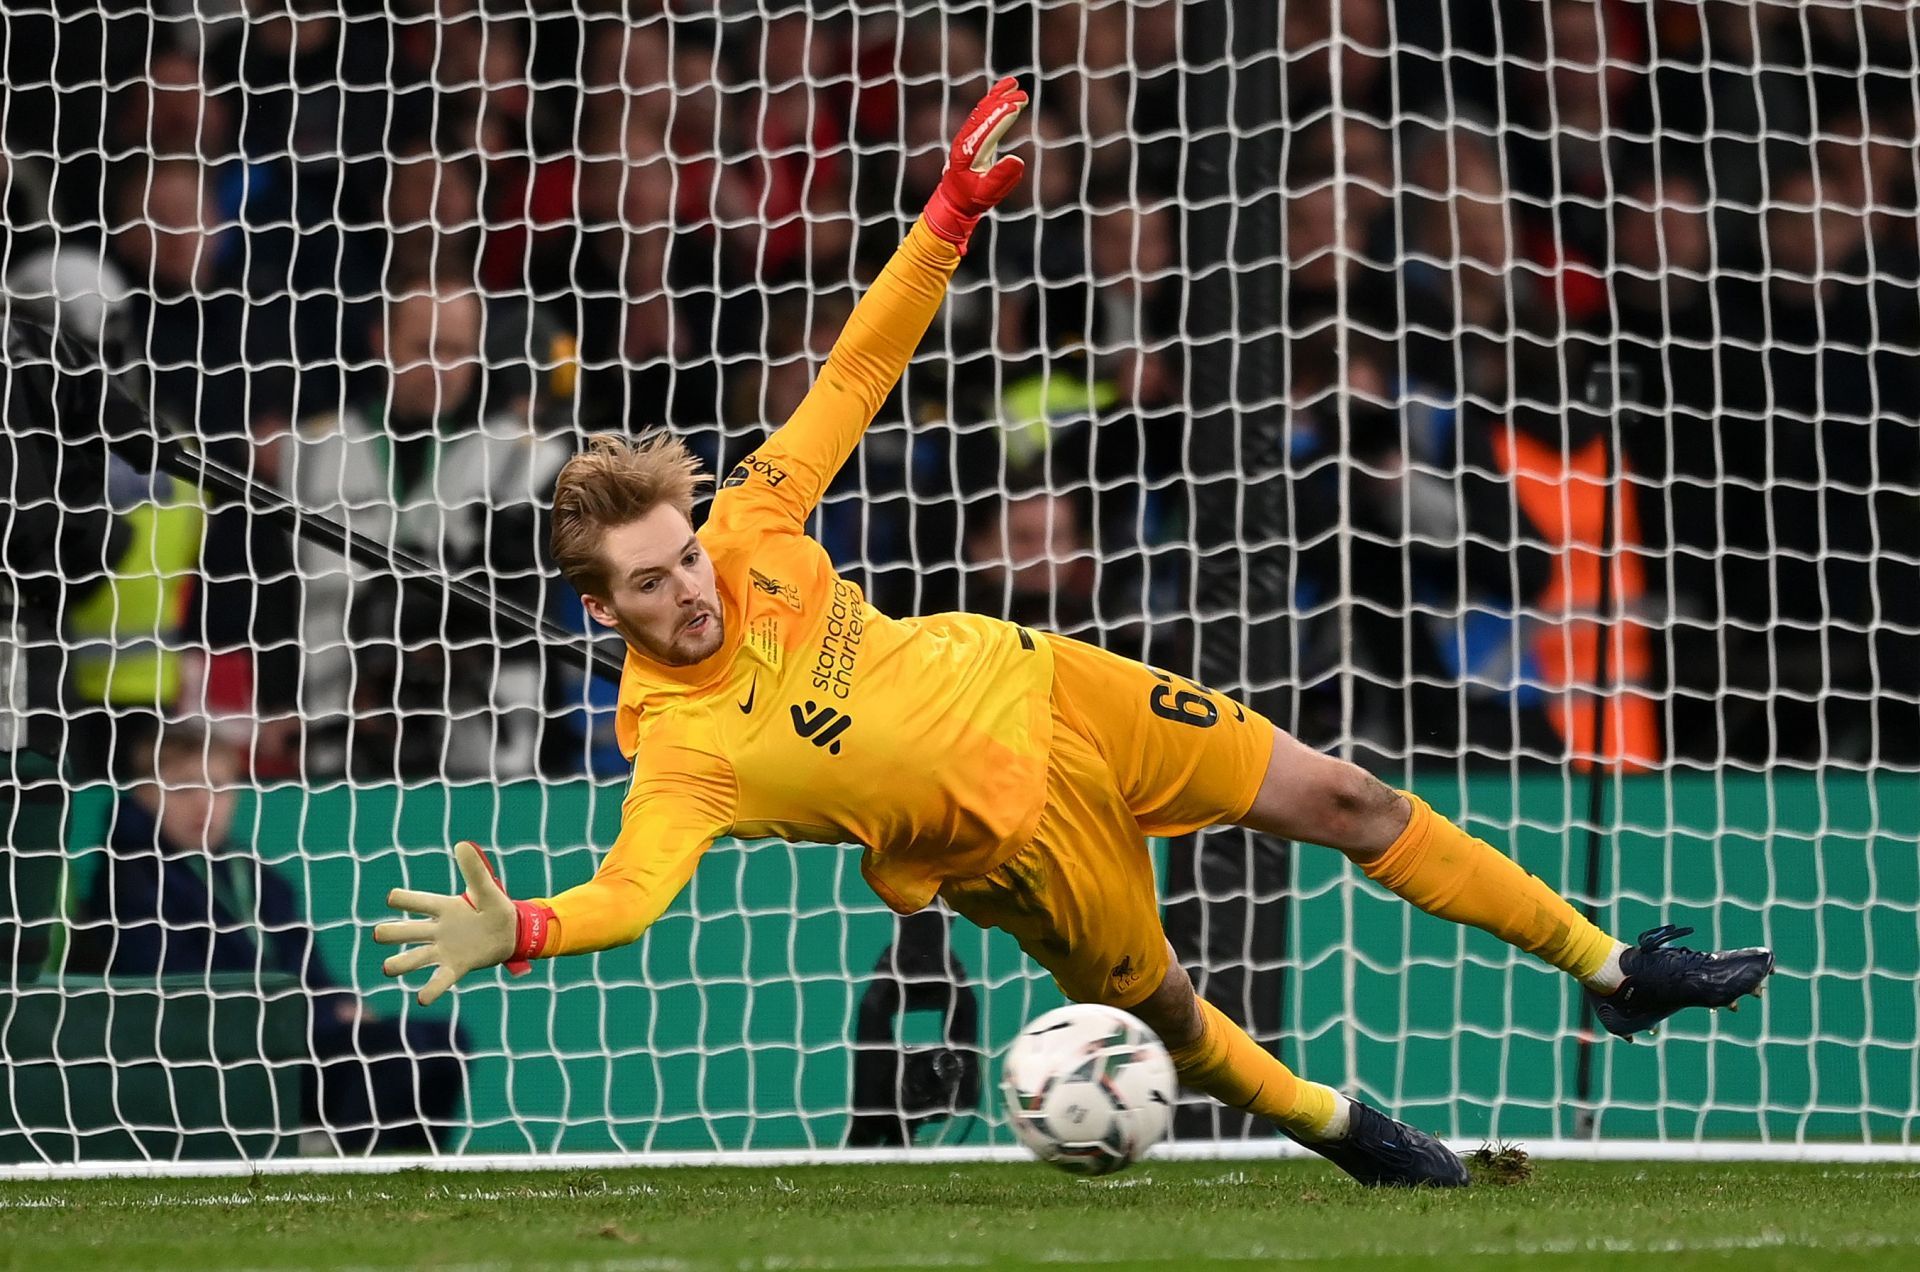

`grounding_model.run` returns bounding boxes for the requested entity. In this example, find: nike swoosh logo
[738,674,757,715]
